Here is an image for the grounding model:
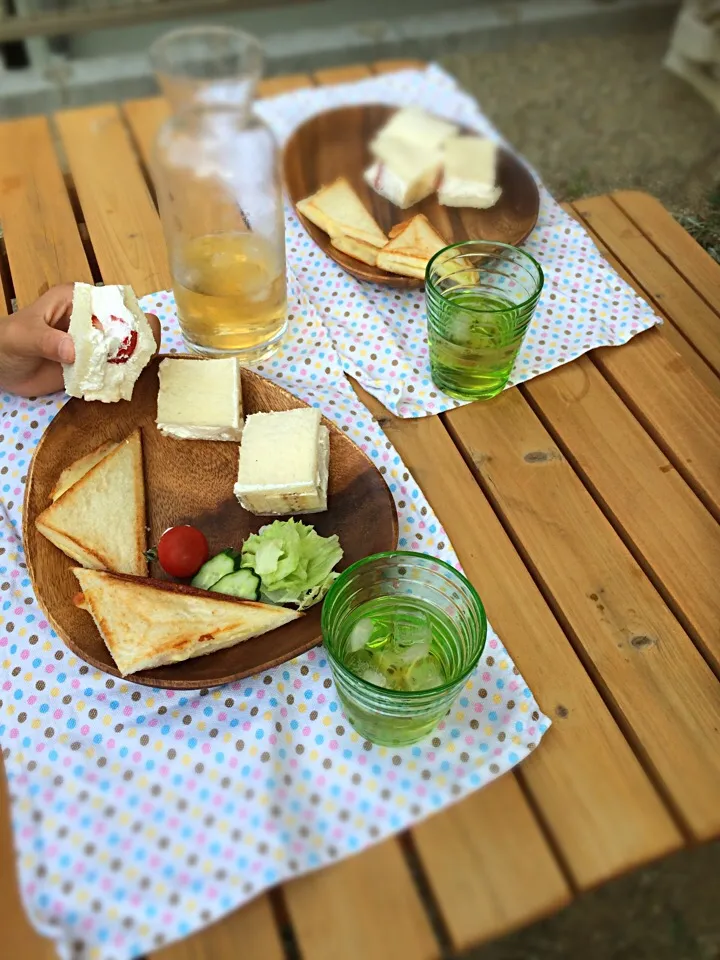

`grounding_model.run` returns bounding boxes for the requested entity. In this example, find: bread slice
[50,439,120,501]
[35,429,147,576]
[330,234,380,267]
[370,107,458,156]
[73,568,302,675]
[365,134,443,209]
[376,214,447,280]
[438,136,502,209]
[297,177,387,248]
